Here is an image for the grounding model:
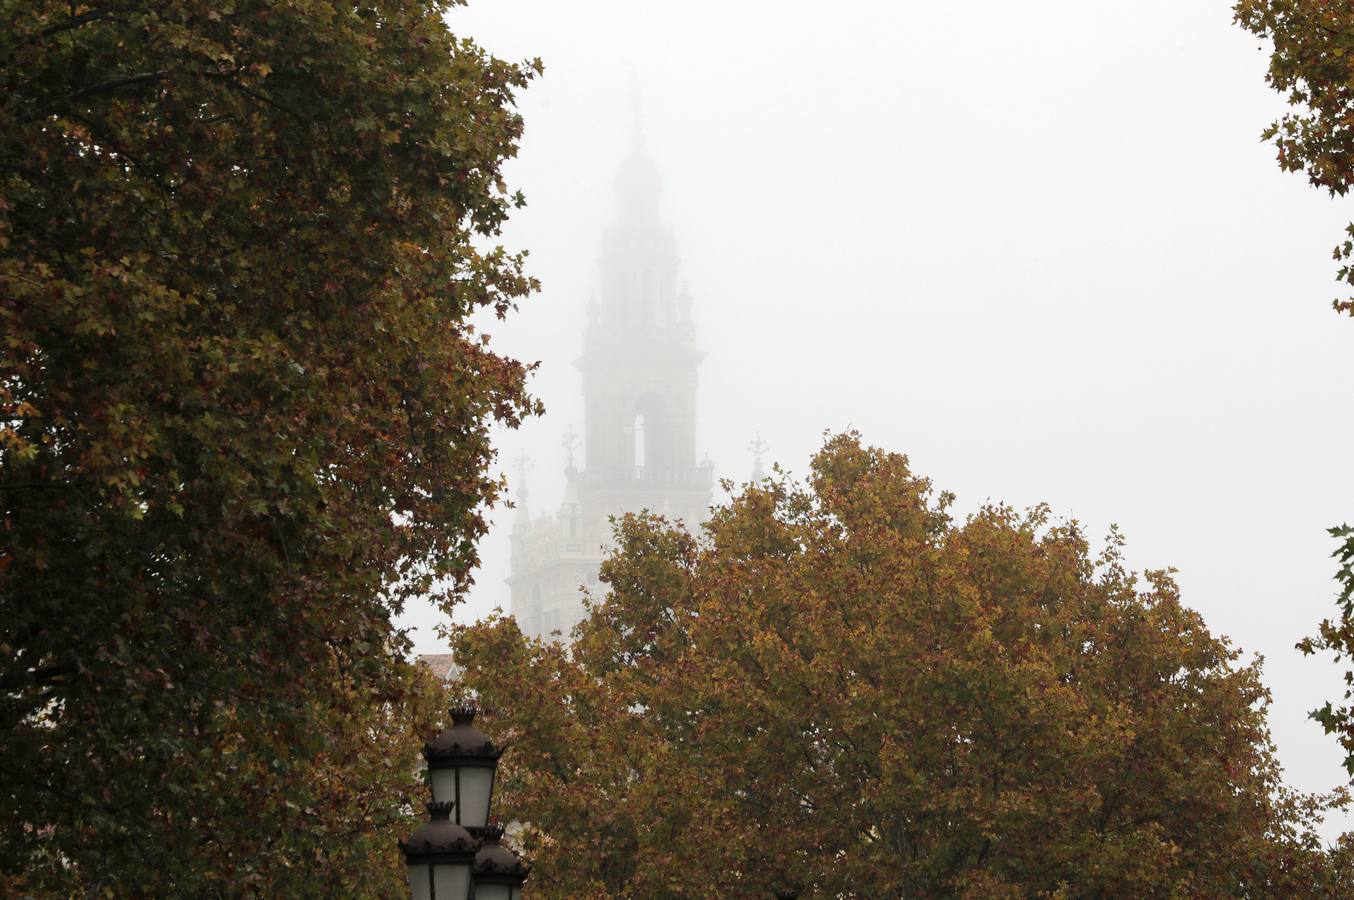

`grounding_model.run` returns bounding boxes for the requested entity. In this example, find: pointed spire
[628,71,646,152]
[614,78,661,225]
